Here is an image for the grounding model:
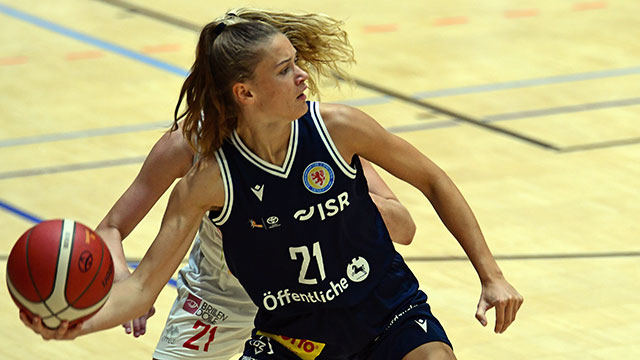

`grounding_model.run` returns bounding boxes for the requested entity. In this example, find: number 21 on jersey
[289,242,326,285]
